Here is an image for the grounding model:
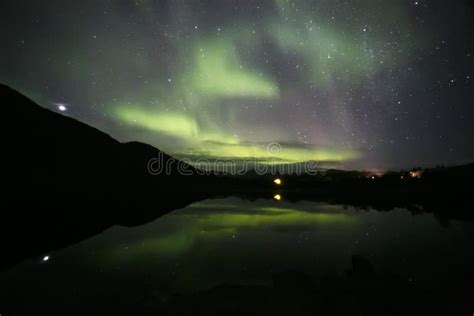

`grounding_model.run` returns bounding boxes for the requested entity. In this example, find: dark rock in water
[351,255,376,278]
